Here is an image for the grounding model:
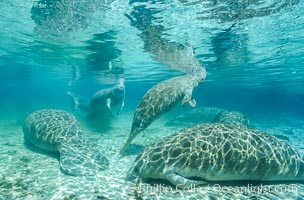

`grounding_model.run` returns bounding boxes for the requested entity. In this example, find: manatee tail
[58,143,109,176]
[120,138,132,155]
[120,130,139,155]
